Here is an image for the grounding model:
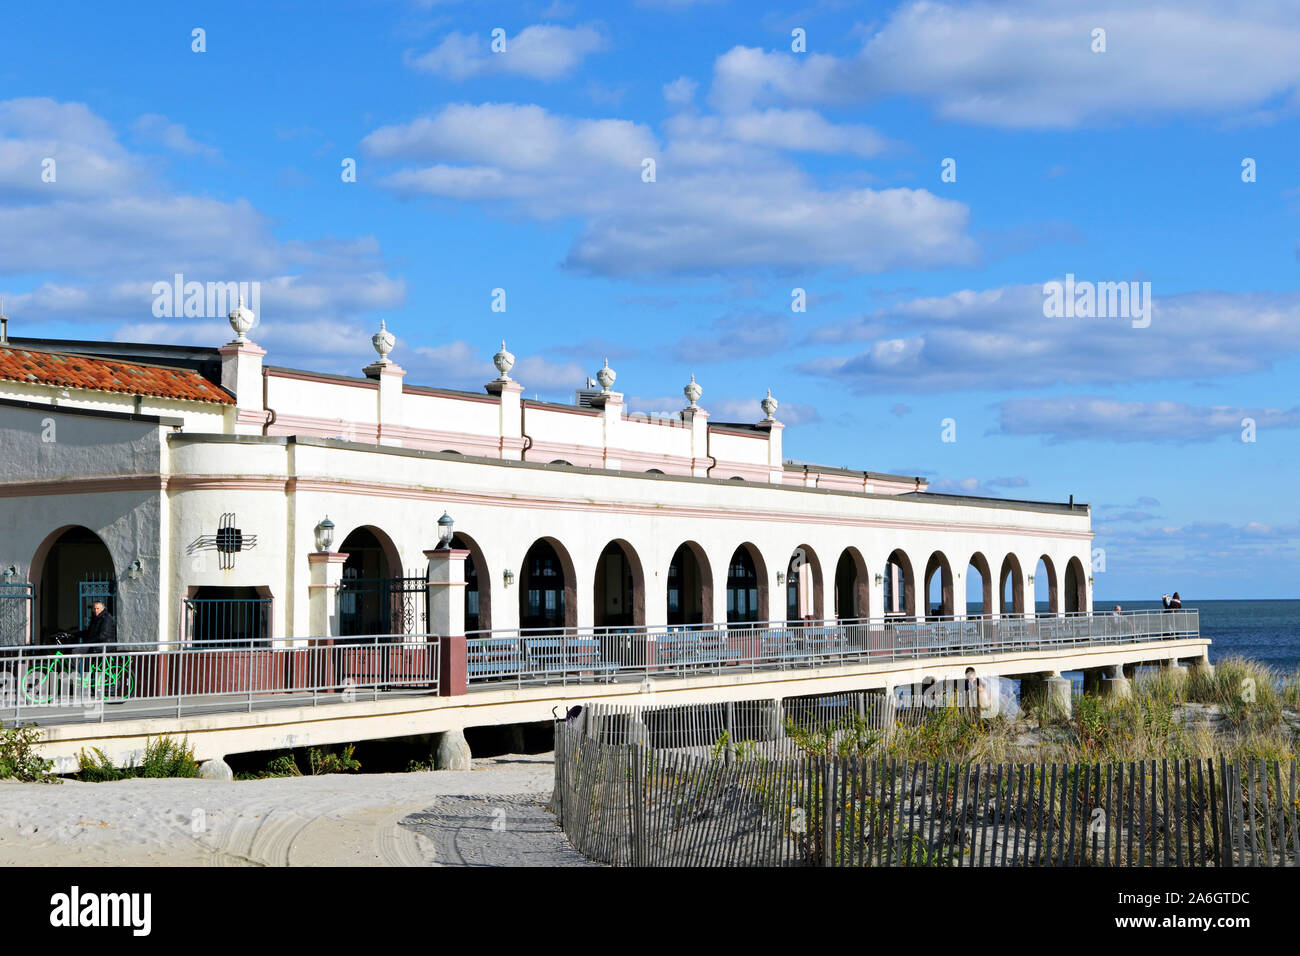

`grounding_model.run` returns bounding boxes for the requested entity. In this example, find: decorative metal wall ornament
[187,513,259,570]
